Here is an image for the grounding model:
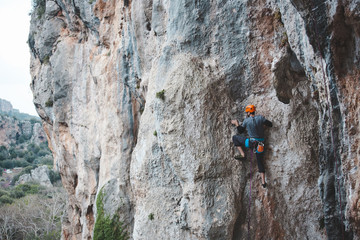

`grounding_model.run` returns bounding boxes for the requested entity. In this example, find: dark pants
[232,135,265,173]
